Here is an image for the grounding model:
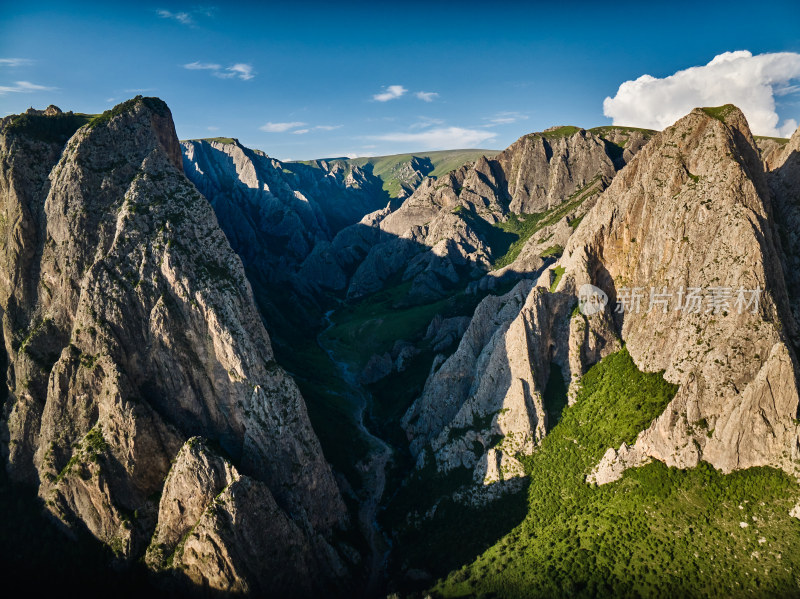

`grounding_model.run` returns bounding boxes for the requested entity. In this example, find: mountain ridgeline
[2,97,800,598]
